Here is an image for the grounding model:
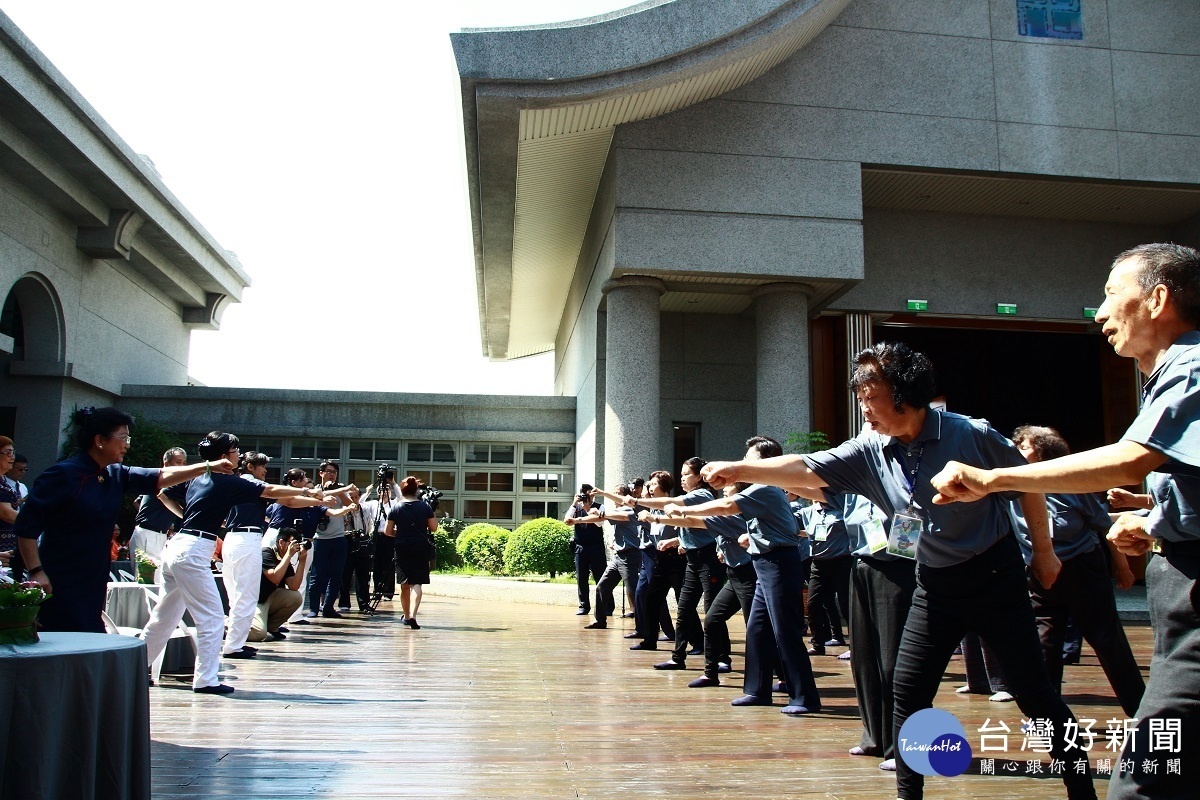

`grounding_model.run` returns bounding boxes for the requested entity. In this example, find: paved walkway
[148,593,1152,799]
